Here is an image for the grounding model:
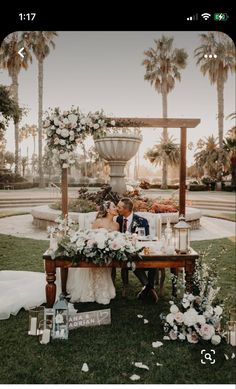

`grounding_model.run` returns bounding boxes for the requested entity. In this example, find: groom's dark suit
[116,214,157,290]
